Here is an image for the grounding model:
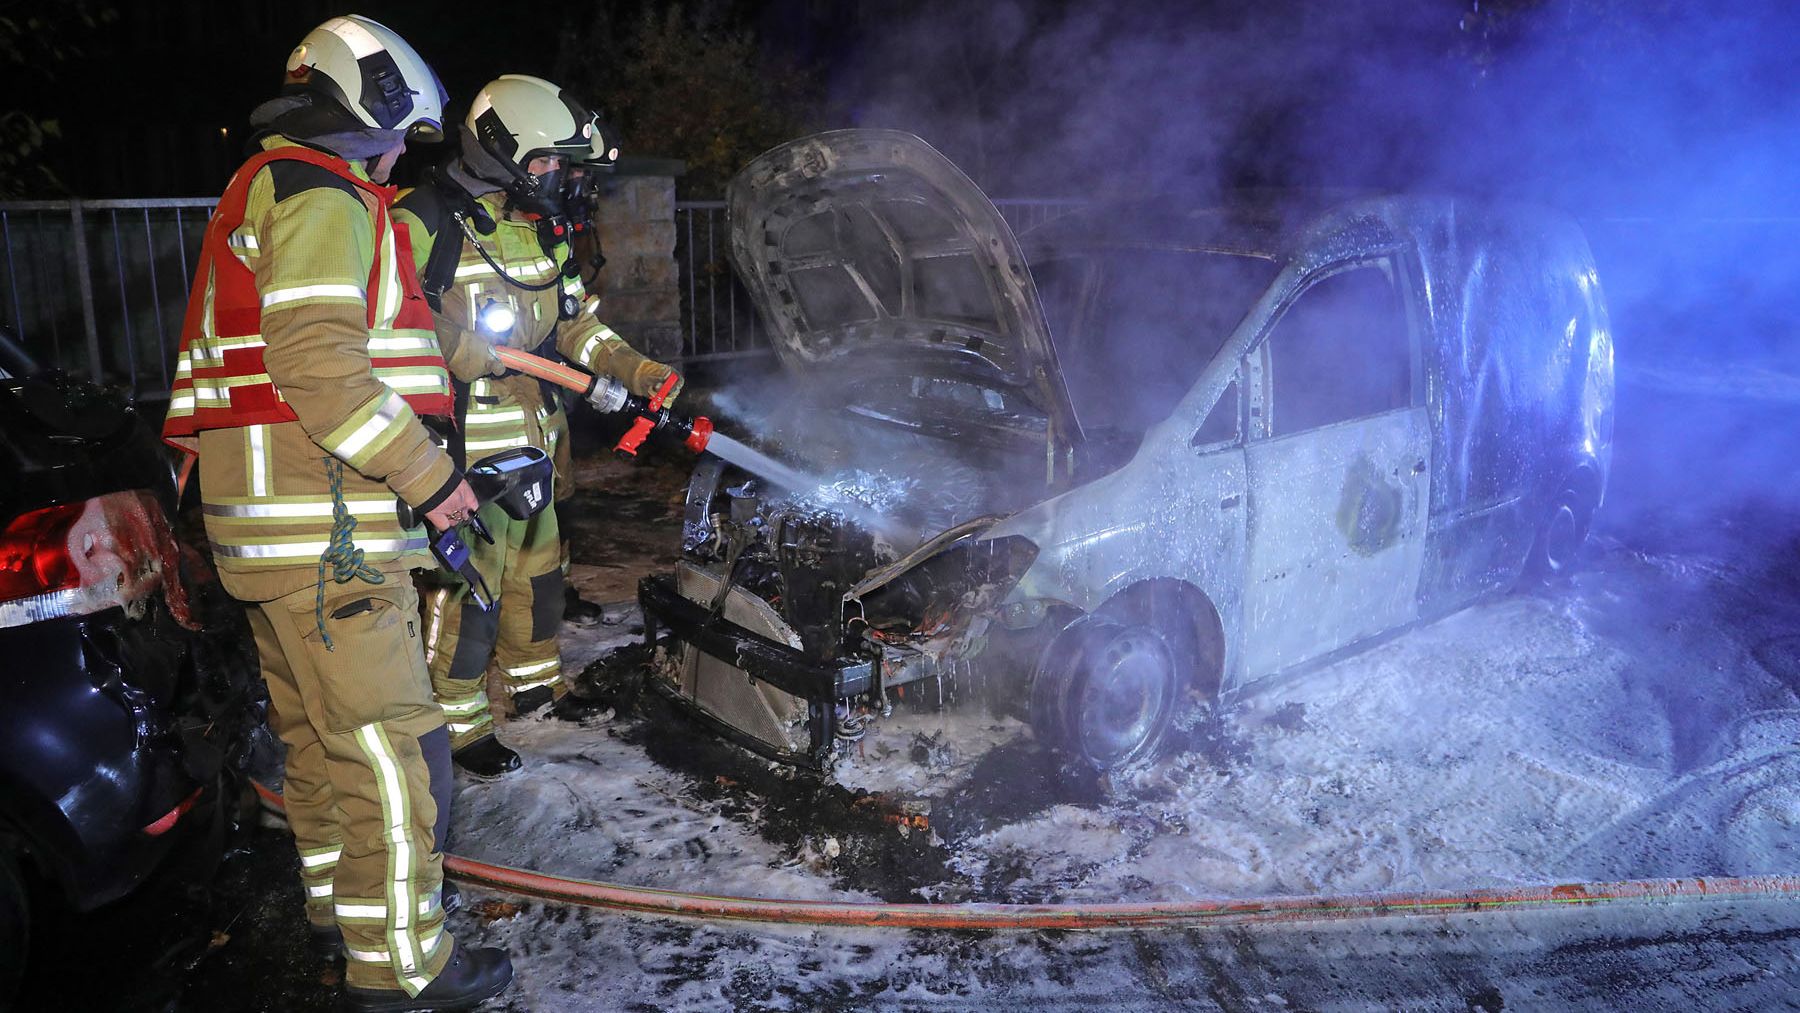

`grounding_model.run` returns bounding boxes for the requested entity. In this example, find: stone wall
[583,161,684,362]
